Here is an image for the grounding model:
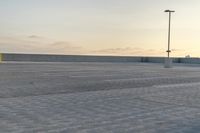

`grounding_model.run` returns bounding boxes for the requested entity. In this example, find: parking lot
[1,62,200,133]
